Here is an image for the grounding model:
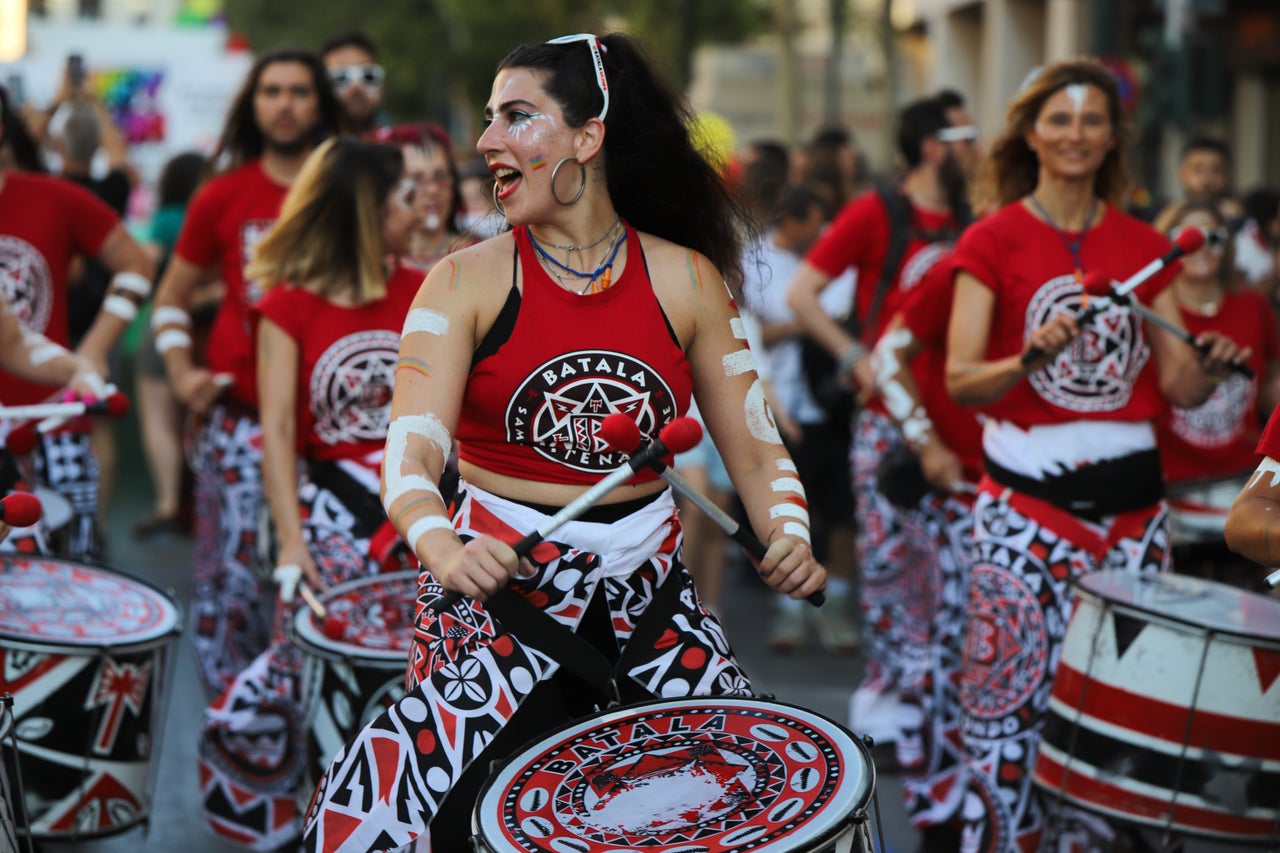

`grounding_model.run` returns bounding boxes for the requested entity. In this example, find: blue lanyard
[1029,195,1098,283]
